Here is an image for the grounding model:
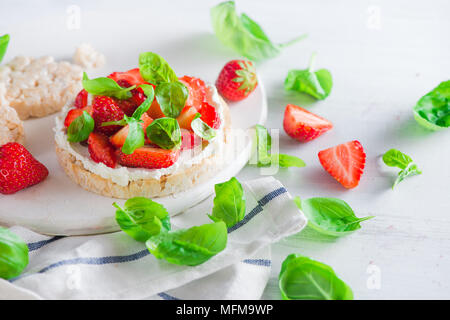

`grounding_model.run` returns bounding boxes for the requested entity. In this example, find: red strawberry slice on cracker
[116,146,179,169]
